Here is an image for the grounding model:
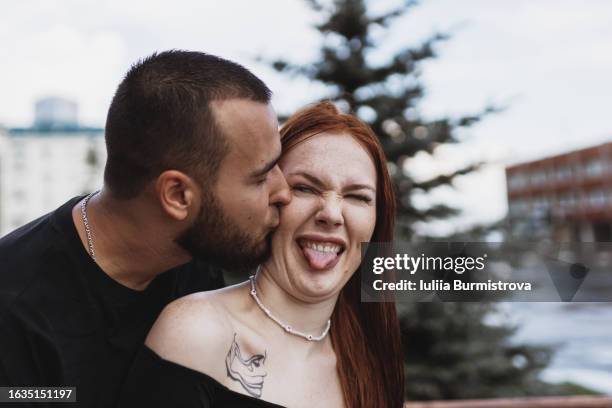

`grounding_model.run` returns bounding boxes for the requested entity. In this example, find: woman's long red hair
[280,101,404,408]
